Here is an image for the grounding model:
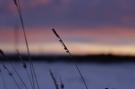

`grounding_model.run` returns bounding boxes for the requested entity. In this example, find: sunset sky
[0,0,135,55]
